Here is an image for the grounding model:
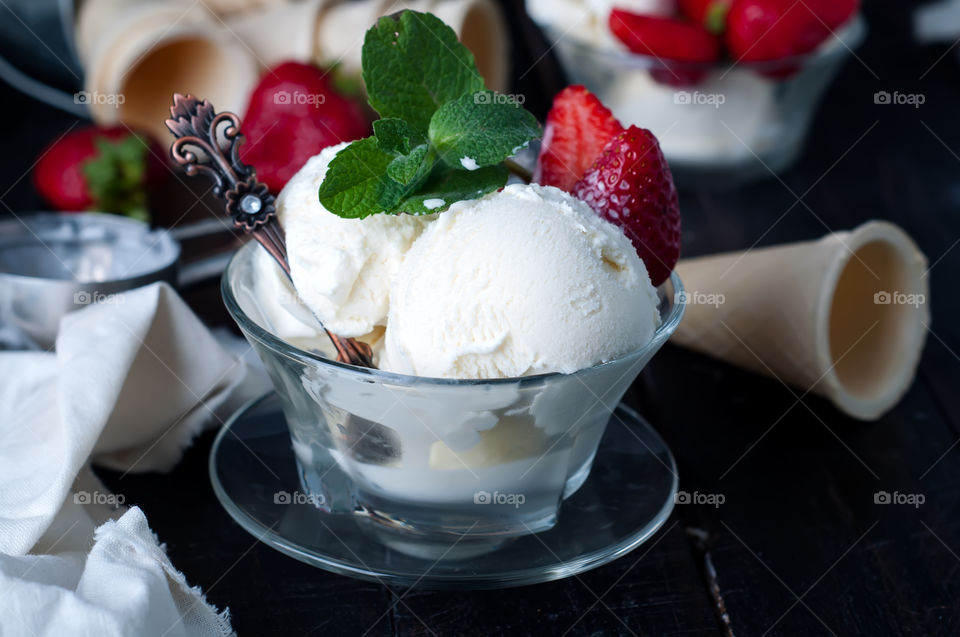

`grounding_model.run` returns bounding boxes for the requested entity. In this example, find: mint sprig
[362,11,485,134]
[429,92,540,170]
[318,10,541,219]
